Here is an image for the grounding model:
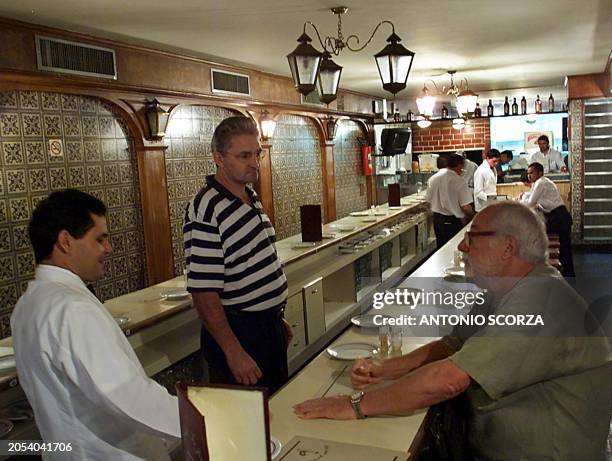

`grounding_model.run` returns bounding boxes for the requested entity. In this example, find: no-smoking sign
[48,139,64,157]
